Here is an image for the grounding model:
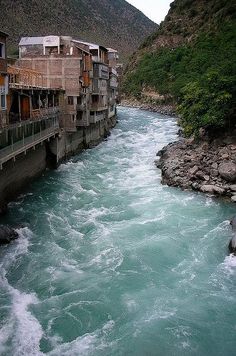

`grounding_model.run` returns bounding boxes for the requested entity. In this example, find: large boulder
[200,184,225,195]
[219,162,236,182]
[231,195,236,203]
[0,225,19,245]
